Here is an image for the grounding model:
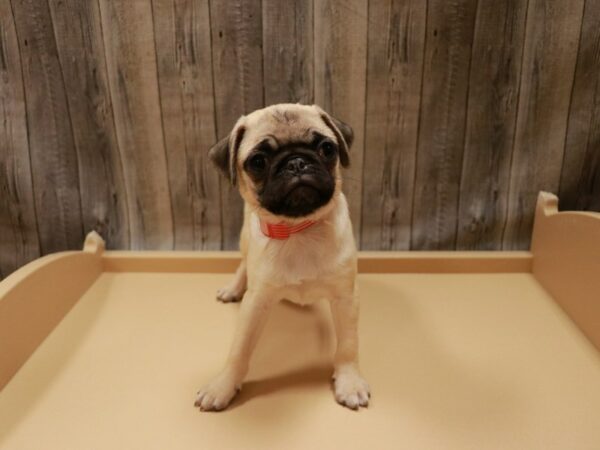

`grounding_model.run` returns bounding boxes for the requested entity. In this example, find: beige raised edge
[531,191,600,351]
[102,250,532,273]
[0,232,104,389]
